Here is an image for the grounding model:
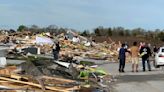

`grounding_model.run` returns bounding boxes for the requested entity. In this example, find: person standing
[130,42,139,72]
[153,45,158,56]
[119,44,130,72]
[139,42,143,50]
[140,43,151,71]
[53,42,60,60]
